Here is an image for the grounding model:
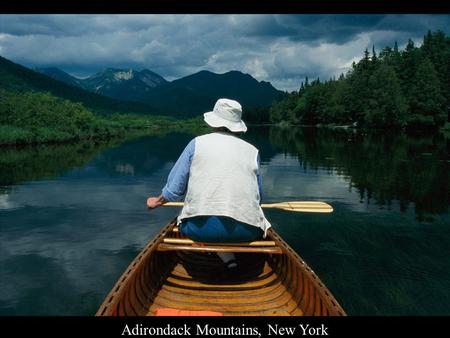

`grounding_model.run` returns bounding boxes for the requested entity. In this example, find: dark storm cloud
[0,15,104,37]
[0,14,449,91]
[236,15,387,44]
[0,15,174,37]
